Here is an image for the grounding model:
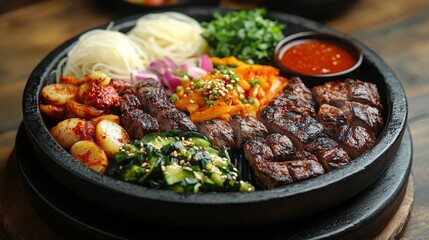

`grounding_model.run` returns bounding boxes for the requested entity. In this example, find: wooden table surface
[1,0,428,239]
